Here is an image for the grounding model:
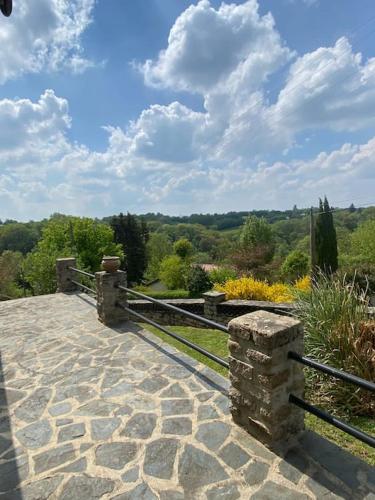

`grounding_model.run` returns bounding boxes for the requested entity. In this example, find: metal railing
[69,267,96,297]
[288,351,375,448]
[116,285,229,369]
